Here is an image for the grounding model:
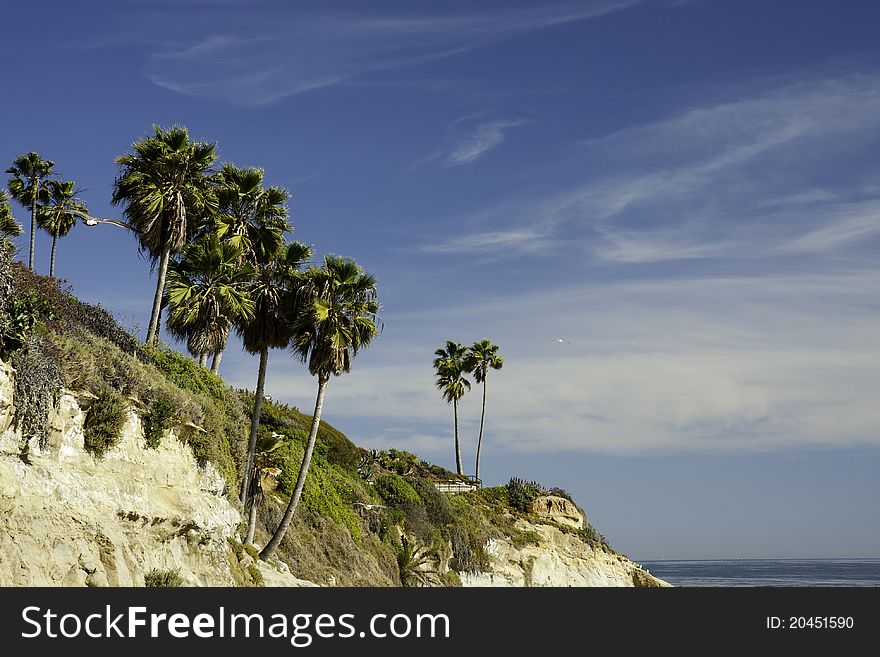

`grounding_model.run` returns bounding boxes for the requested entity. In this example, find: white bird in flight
[554,337,571,344]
